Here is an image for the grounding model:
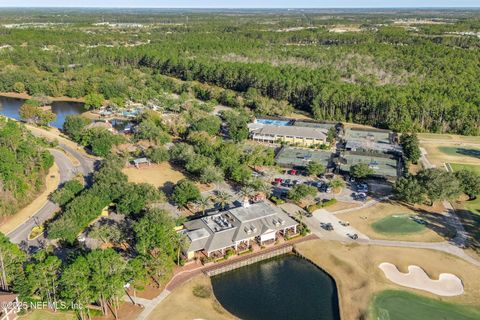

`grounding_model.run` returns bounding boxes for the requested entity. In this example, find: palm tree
[239,186,254,200]
[196,196,211,215]
[252,180,271,196]
[215,191,231,210]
